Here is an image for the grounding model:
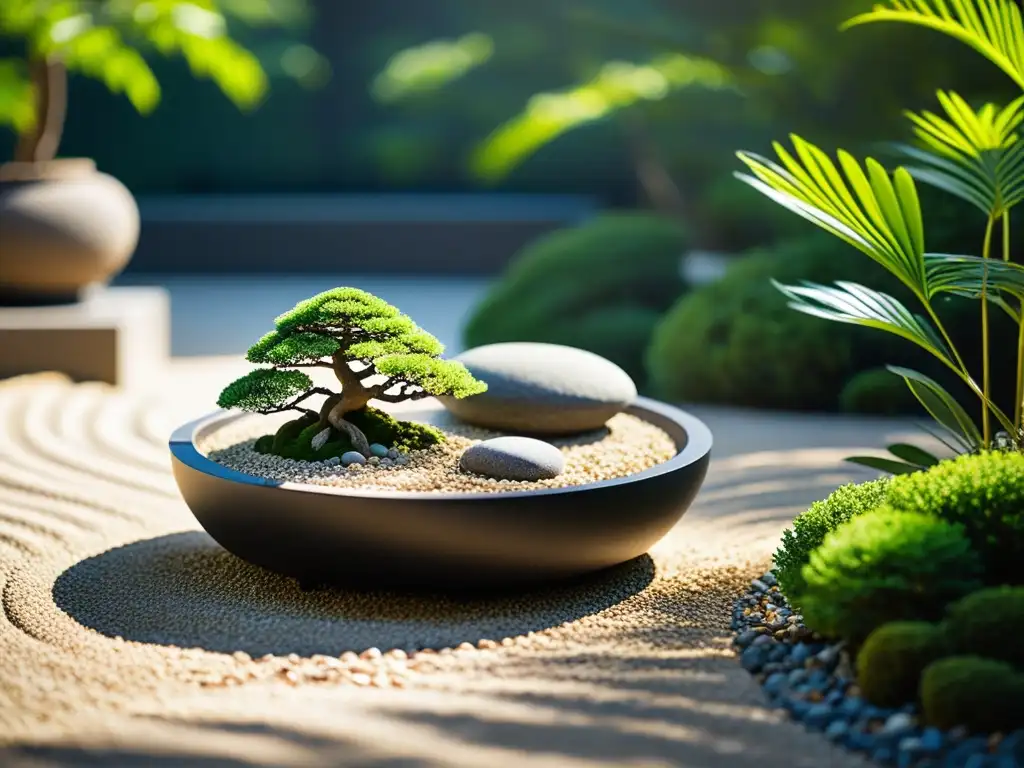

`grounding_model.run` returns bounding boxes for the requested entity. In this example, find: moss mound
[945,587,1024,670]
[773,478,890,597]
[920,656,1024,733]
[254,407,444,461]
[887,451,1024,585]
[857,621,949,708]
[795,507,983,645]
[462,213,688,388]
